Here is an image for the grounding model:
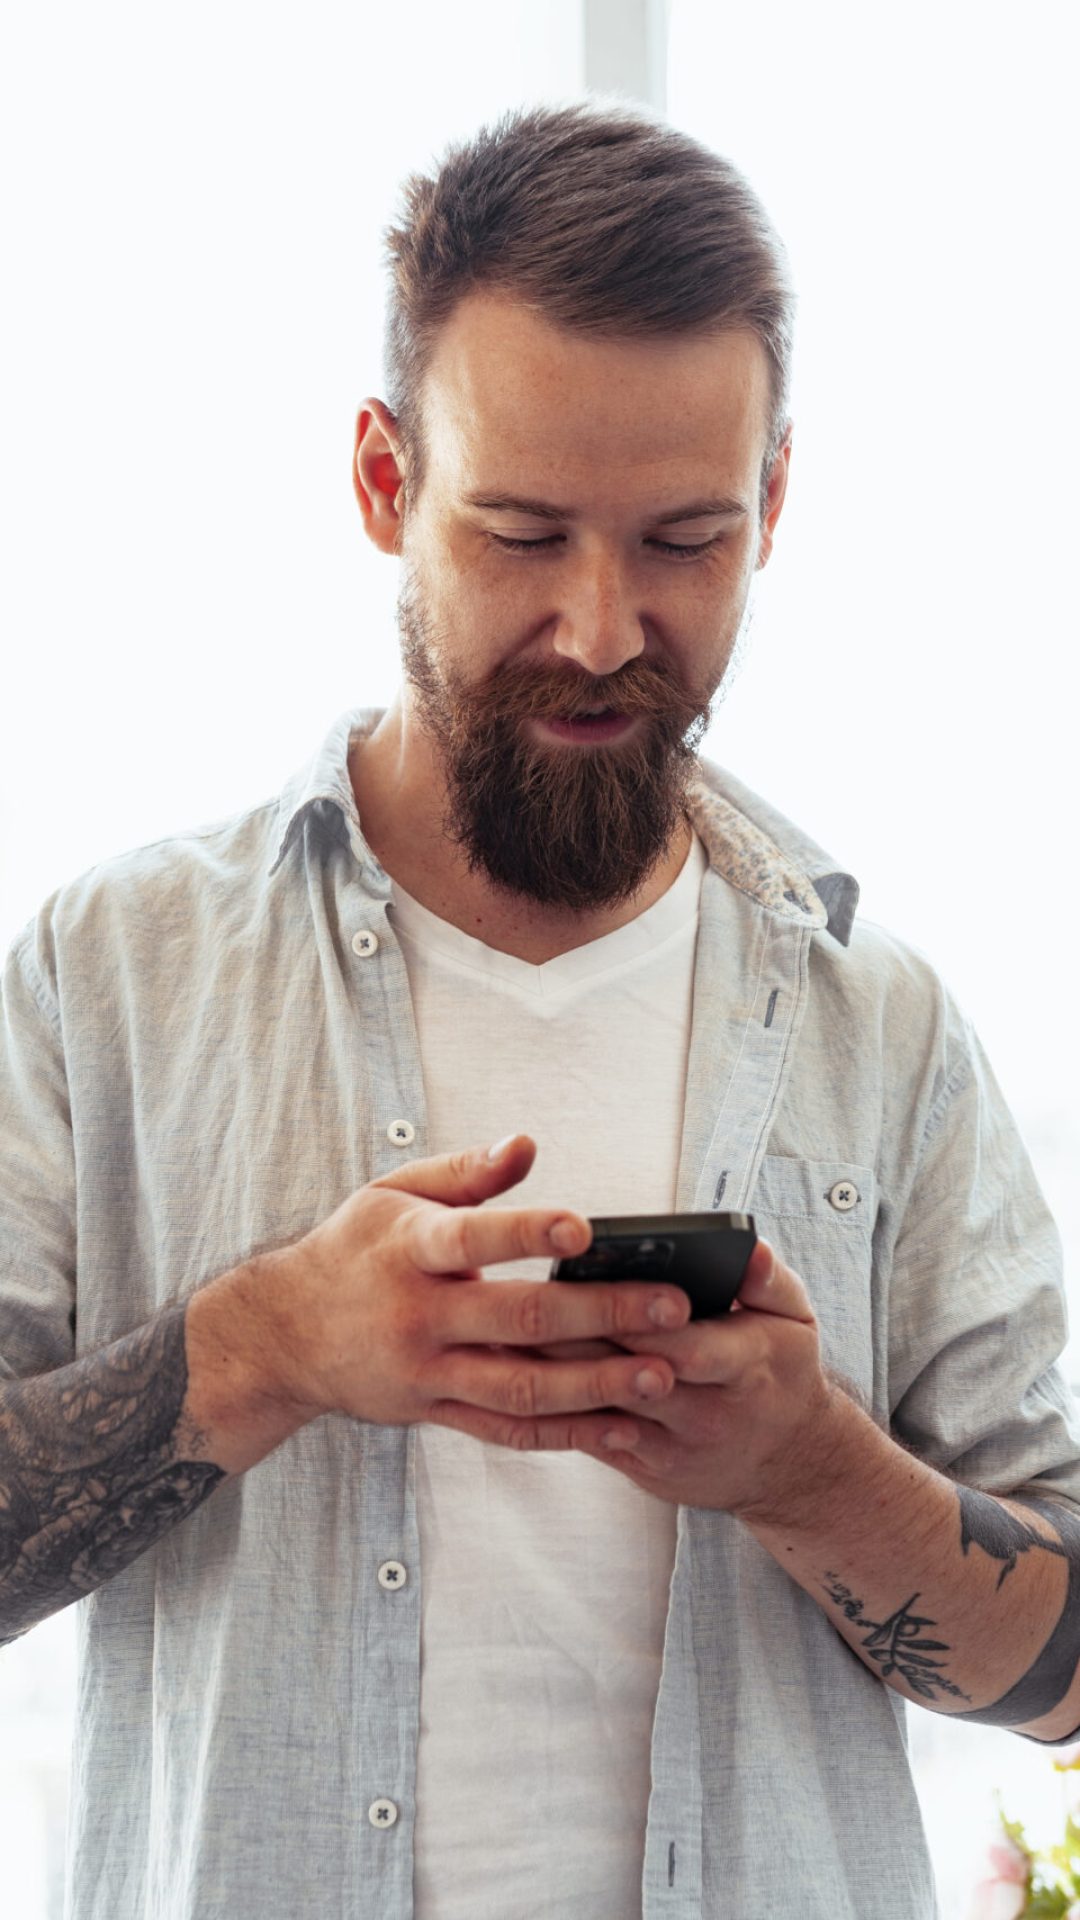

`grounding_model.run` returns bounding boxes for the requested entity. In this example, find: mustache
[467,663,702,724]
